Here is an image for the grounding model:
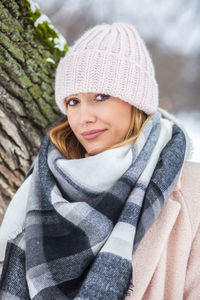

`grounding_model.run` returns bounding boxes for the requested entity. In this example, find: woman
[0,22,199,300]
